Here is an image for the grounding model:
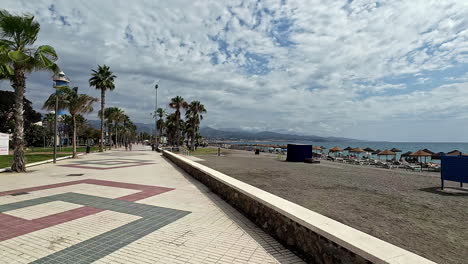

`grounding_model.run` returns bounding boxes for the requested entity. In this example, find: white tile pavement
[0,147,304,264]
